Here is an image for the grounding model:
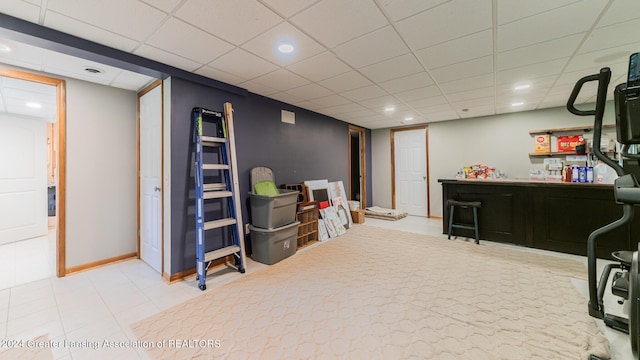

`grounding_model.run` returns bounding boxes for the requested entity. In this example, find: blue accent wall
[170,77,372,274]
